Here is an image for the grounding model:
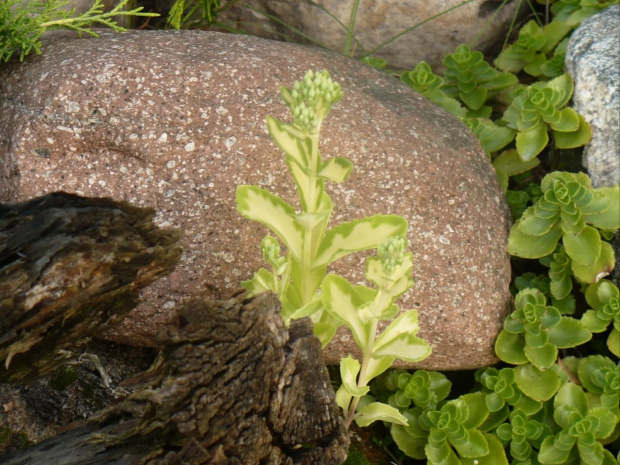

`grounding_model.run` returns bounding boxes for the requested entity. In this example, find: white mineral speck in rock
[166,160,176,168]
[225,136,237,149]
[224,253,234,263]
[185,141,195,152]
[216,106,228,115]
[158,133,168,143]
